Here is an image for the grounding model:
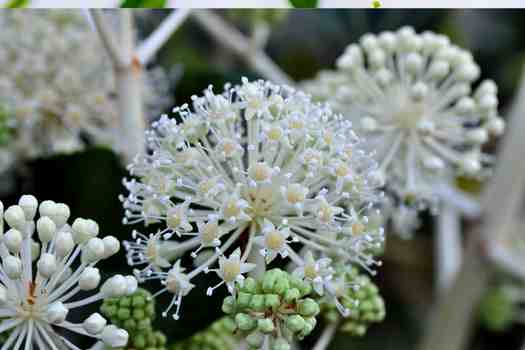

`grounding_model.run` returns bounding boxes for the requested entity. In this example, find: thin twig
[192,10,294,86]
[435,203,462,294]
[312,322,339,350]
[136,9,191,65]
[418,68,525,350]
[90,9,127,68]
